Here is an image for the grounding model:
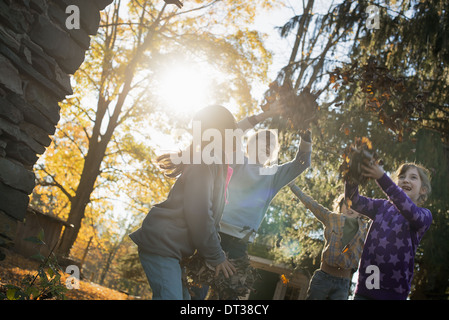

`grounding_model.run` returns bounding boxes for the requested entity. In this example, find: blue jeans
[138,250,190,300]
[306,269,350,300]
[353,293,374,300]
